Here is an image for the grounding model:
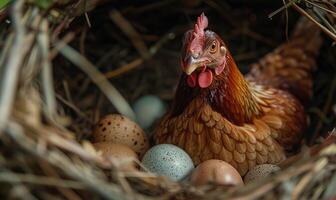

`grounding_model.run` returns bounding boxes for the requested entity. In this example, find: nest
[0,0,335,199]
